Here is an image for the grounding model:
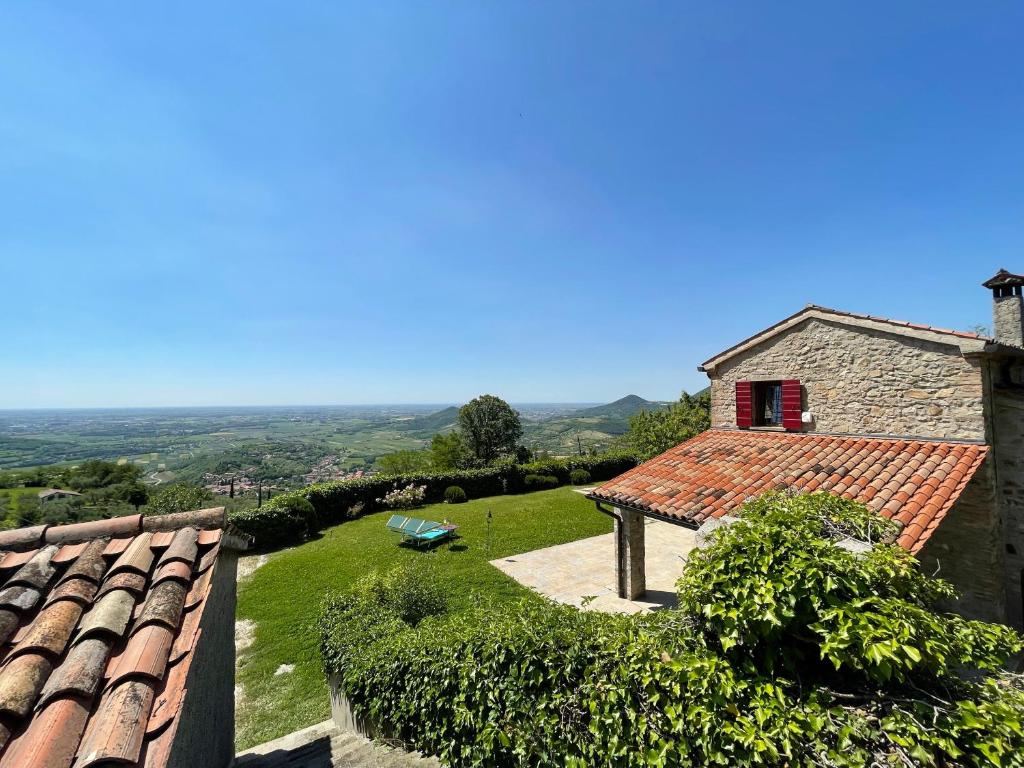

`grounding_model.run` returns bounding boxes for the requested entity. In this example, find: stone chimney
[983,269,1024,347]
